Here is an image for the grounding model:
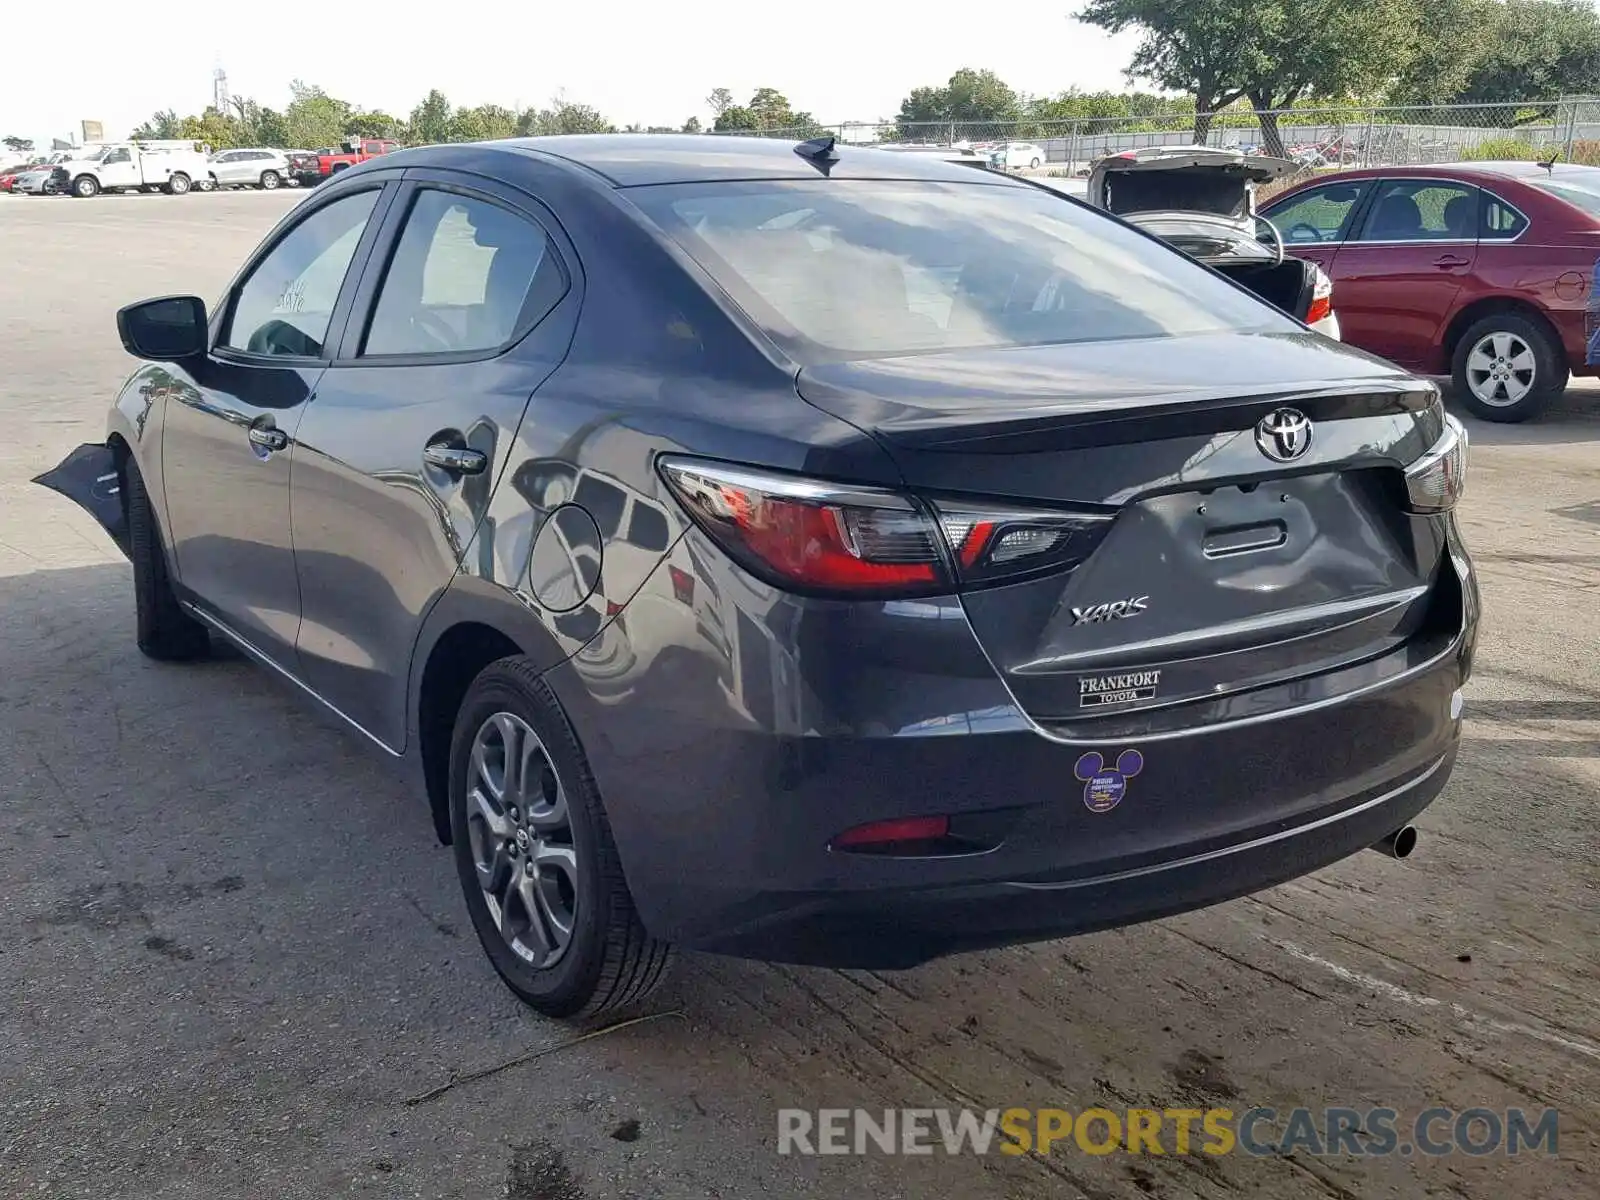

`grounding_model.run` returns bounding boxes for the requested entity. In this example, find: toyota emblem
[1255,408,1313,462]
